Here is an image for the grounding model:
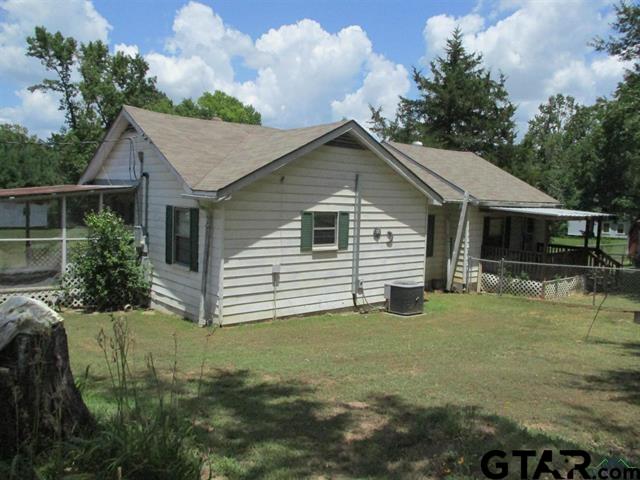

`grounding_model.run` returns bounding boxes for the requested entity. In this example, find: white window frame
[312,211,338,251]
[173,207,191,266]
